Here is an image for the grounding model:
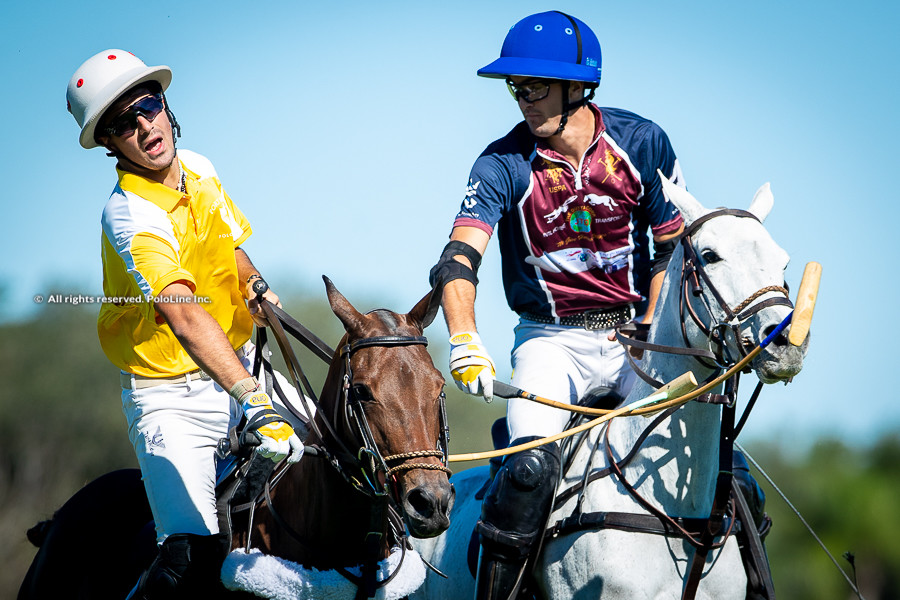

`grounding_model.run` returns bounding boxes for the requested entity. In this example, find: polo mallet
[788,261,821,346]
